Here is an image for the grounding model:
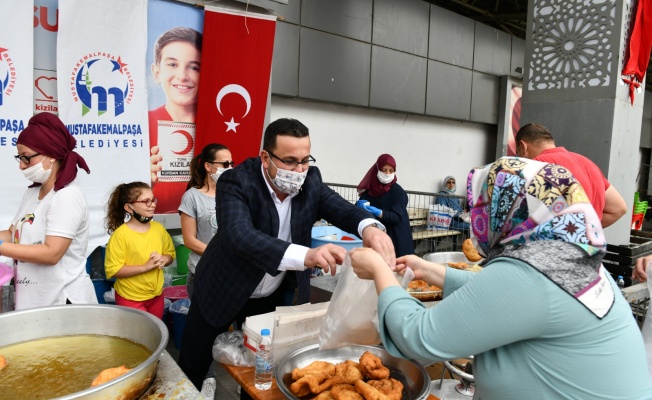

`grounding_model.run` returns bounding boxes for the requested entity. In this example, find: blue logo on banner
[0,47,16,107]
[73,54,134,117]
